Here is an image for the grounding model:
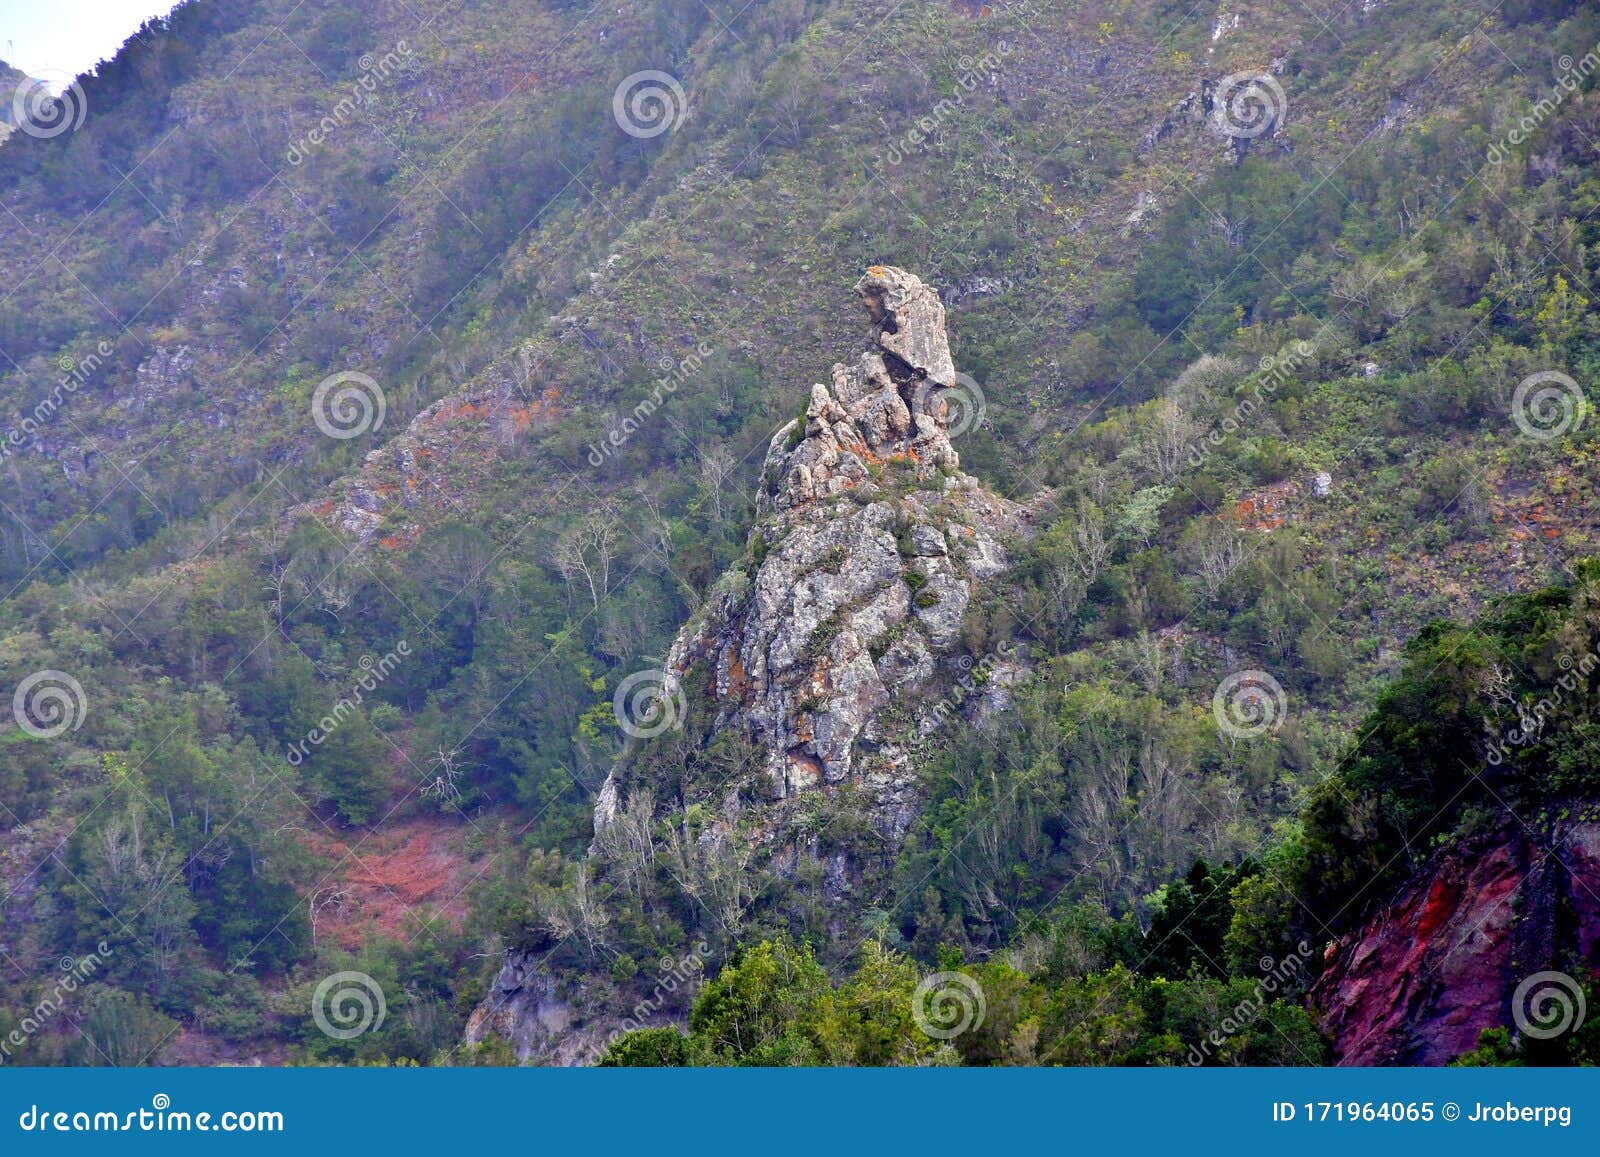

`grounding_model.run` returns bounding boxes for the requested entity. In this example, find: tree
[553,510,621,612]
[598,1027,690,1067]
[1137,399,1201,482]
[688,940,830,1064]
[310,708,389,826]
[696,445,738,527]
[75,986,177,1066]
[71,804,201,1002]
[665,814,759,938]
